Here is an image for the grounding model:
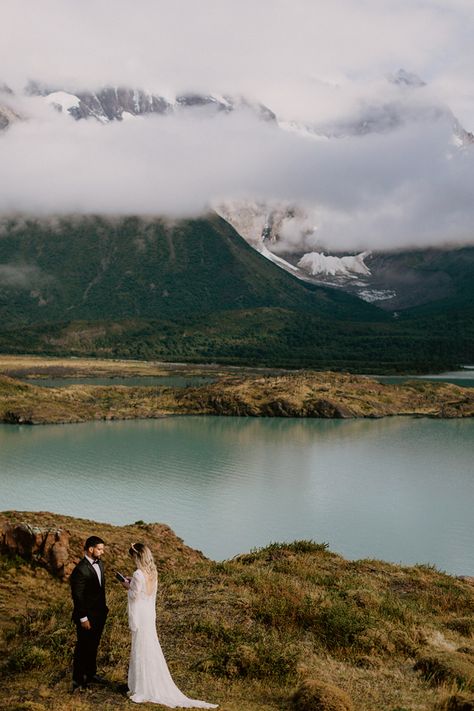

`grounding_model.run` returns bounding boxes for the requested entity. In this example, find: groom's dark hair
[84,535,105,550]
